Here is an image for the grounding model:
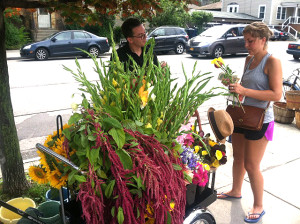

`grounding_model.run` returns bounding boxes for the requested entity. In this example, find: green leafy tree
[190,11,213,33]
[148,0,191,28]
[0,0,194,196]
